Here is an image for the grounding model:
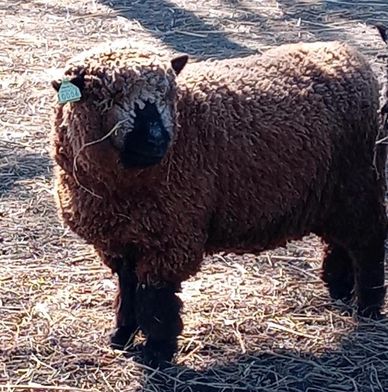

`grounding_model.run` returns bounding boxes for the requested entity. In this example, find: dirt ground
[1,0,388,391]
